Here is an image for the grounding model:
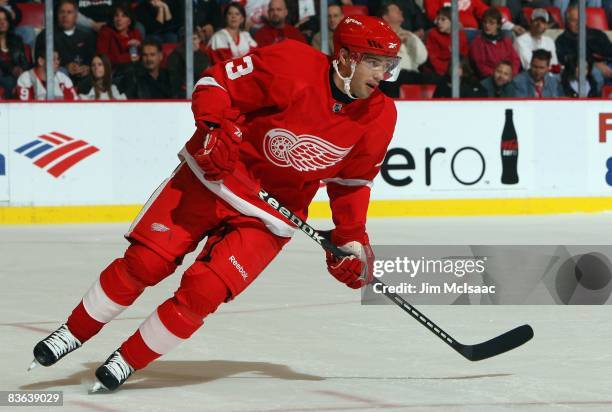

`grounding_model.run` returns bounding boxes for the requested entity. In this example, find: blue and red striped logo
[15,132,99,178]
